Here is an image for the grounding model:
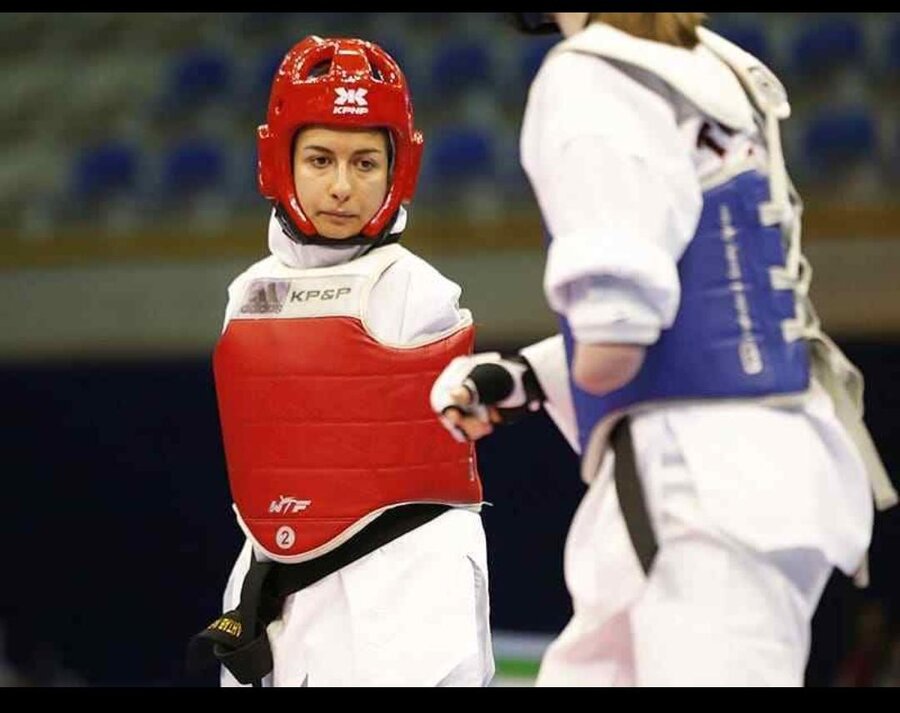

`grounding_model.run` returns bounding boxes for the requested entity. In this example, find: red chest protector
[213,246,482,562]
